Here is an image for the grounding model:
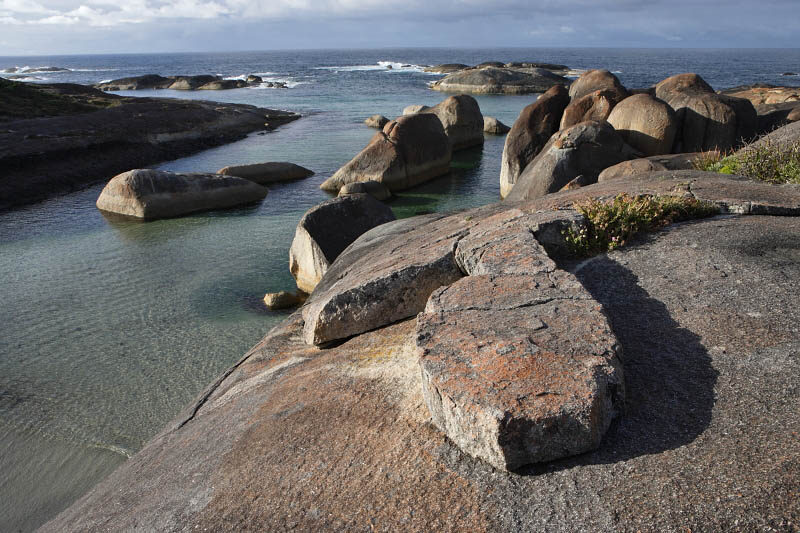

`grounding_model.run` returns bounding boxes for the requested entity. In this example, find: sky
[1,0,799,56]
